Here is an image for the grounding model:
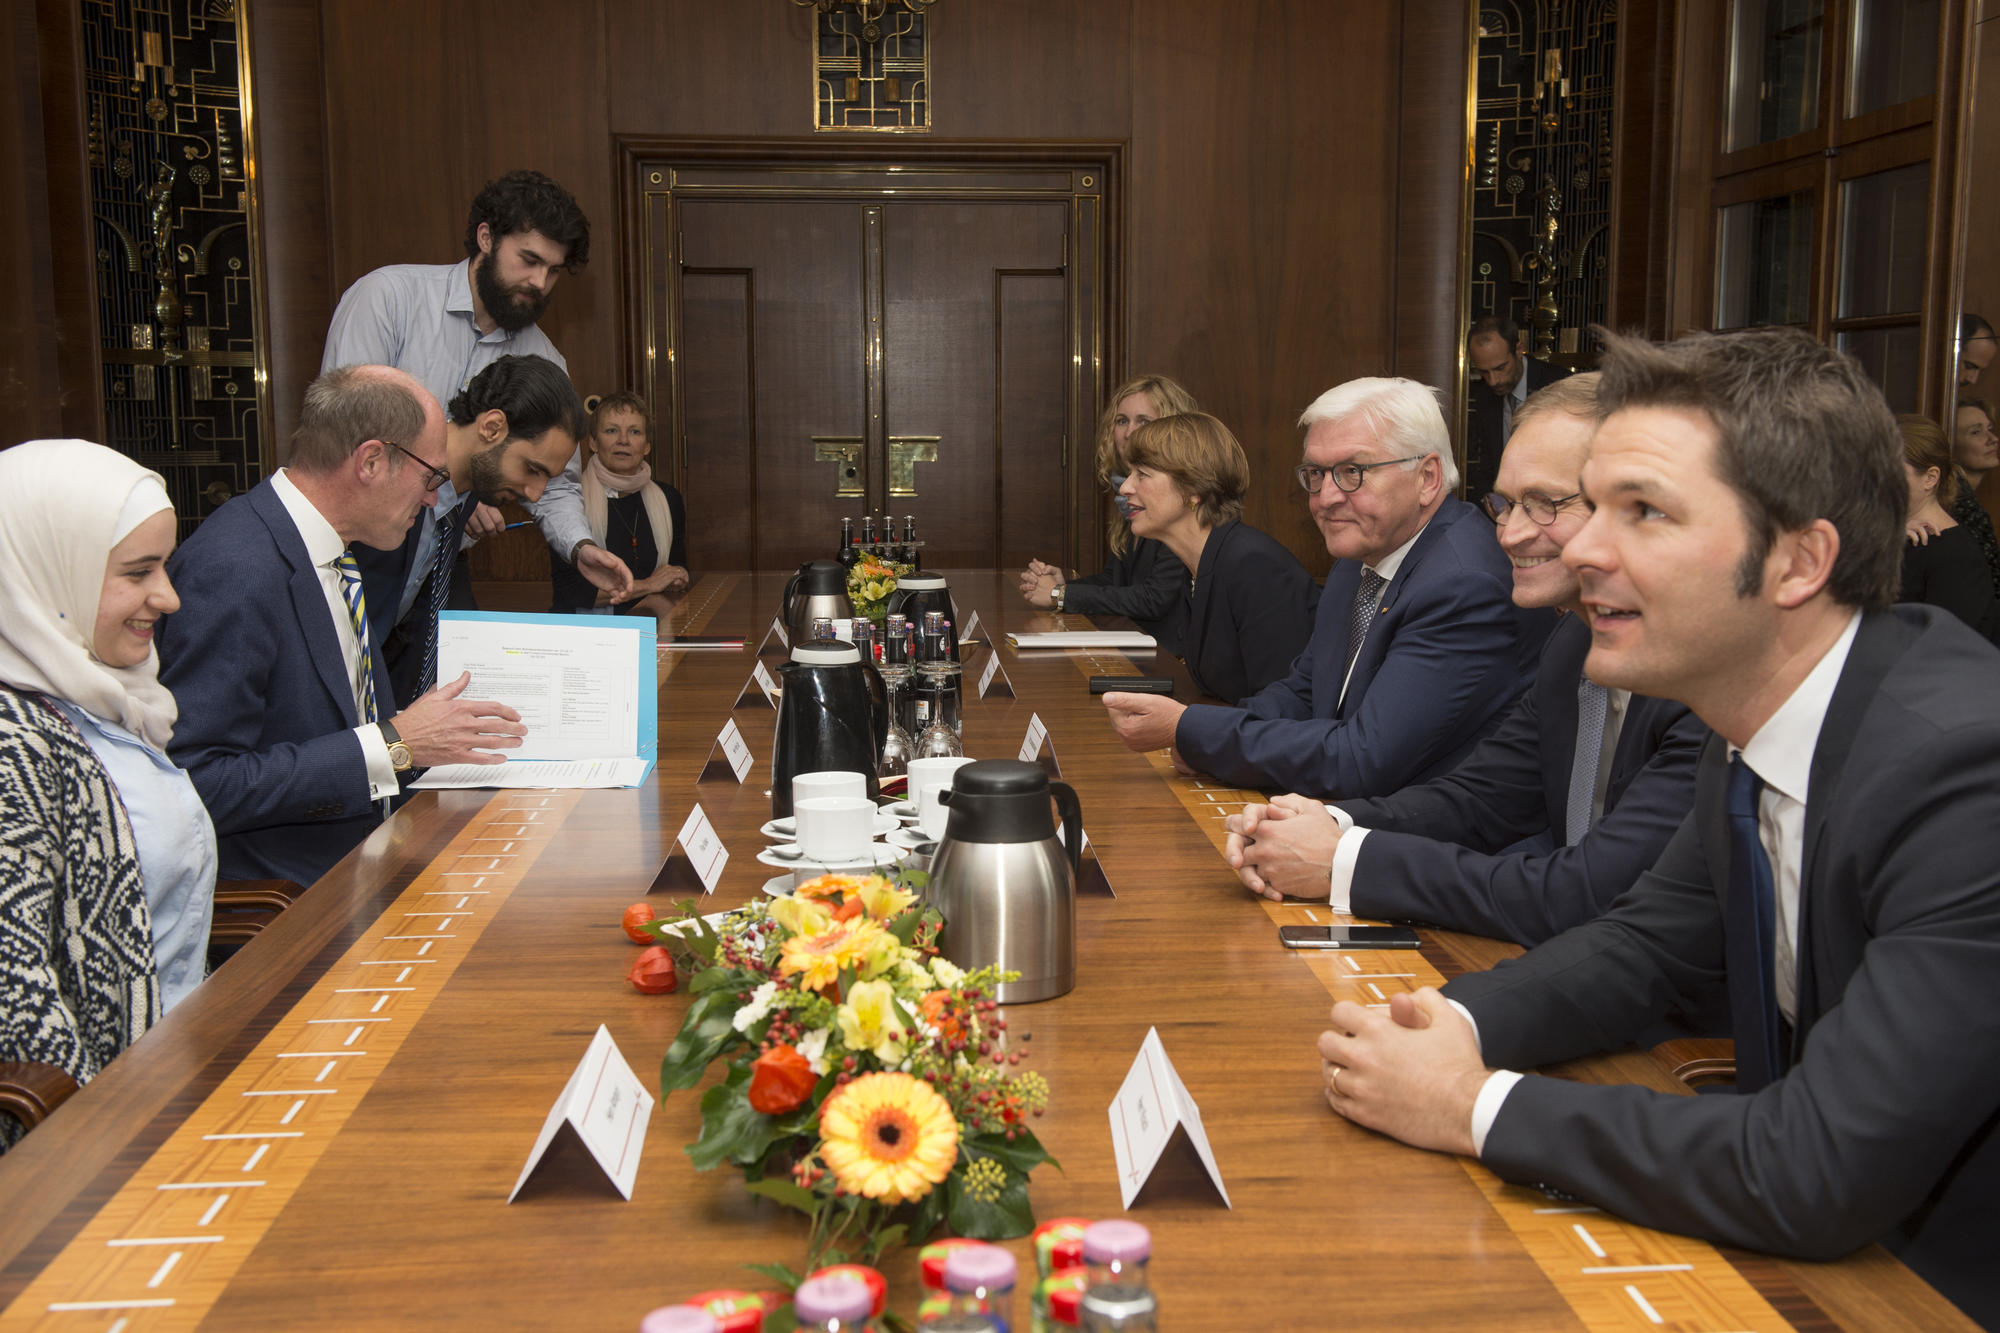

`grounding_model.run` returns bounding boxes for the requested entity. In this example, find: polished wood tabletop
[0,571,1974,1331]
